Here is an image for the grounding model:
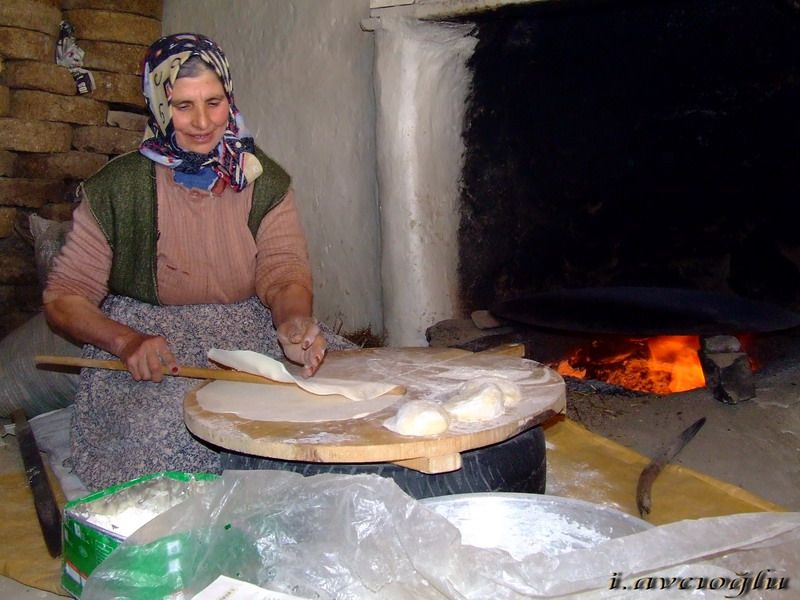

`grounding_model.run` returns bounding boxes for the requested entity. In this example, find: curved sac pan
[491,287,800,337]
